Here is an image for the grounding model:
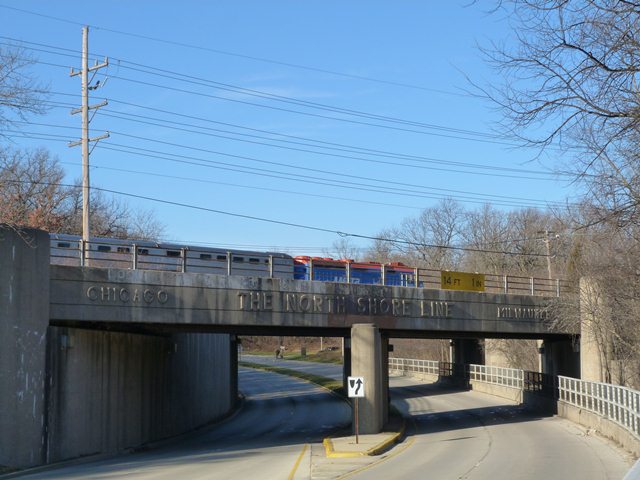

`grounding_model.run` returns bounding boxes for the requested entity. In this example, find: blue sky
[0,1,572,256]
